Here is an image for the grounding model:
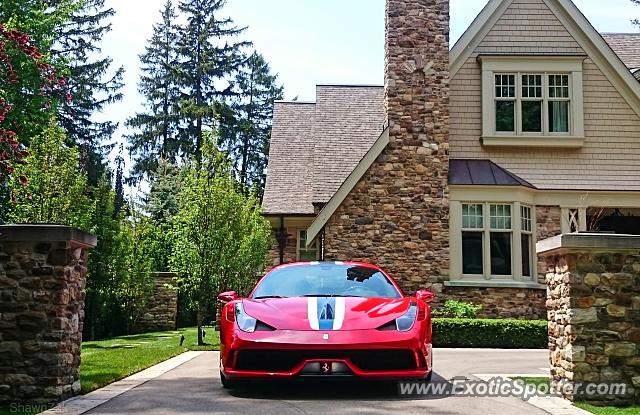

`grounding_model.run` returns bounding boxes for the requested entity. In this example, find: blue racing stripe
[317,297,336,331]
